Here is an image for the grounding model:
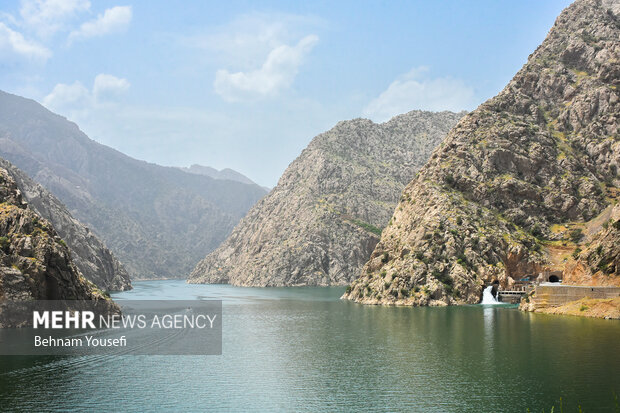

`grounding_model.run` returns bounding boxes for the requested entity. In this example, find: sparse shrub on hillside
[569,228,583,243]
